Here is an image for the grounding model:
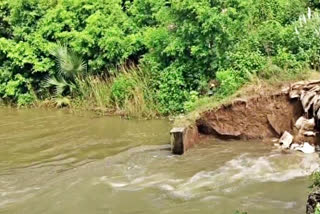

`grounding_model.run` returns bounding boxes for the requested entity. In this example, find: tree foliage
[0,0,319,114]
